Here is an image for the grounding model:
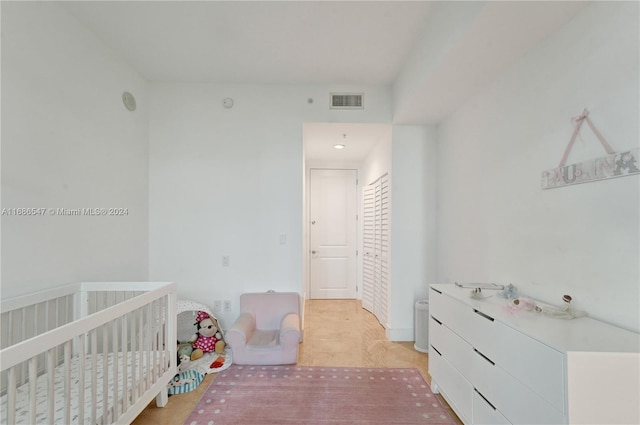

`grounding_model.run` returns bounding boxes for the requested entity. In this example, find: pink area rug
[183,365,456,425]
